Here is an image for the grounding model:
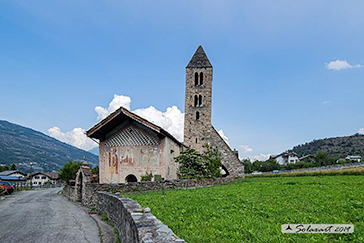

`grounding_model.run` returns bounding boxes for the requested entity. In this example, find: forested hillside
[290,133,364,157]
[0,120,98,172]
